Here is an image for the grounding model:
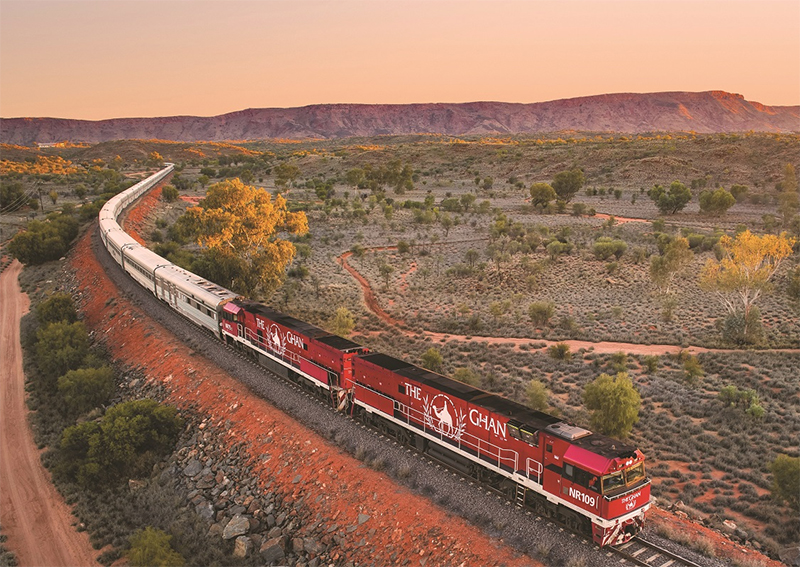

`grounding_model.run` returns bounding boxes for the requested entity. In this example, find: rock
[292,537,305,553]
[208,523,224,538]
[260,538,285,564]
[357,513,370,525]
[247,517,261,531]
[304,537,323,555]
[293,474,303,484]
[128,479,146,492]
[267,526,282,540]
[230,505,247,516]
[196,473,216,489]
[183,459,203,477]
[233,536,252,558]
[223,515,250,540]
[196,502,215,521]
